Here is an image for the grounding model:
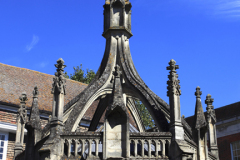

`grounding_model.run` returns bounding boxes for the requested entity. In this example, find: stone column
[67,140,71,157]
[89,140,92,157]
[141,140,144,157]
[74,140,78,157]
[14,92,28,158]
[162,141,165,157]
[96,140,99,157]
[206,94,219,160]
[155,140,158,157]
[134,140,137,157]
[148,140,151,158]
[82,140,85,156]
[167,59,184,141]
